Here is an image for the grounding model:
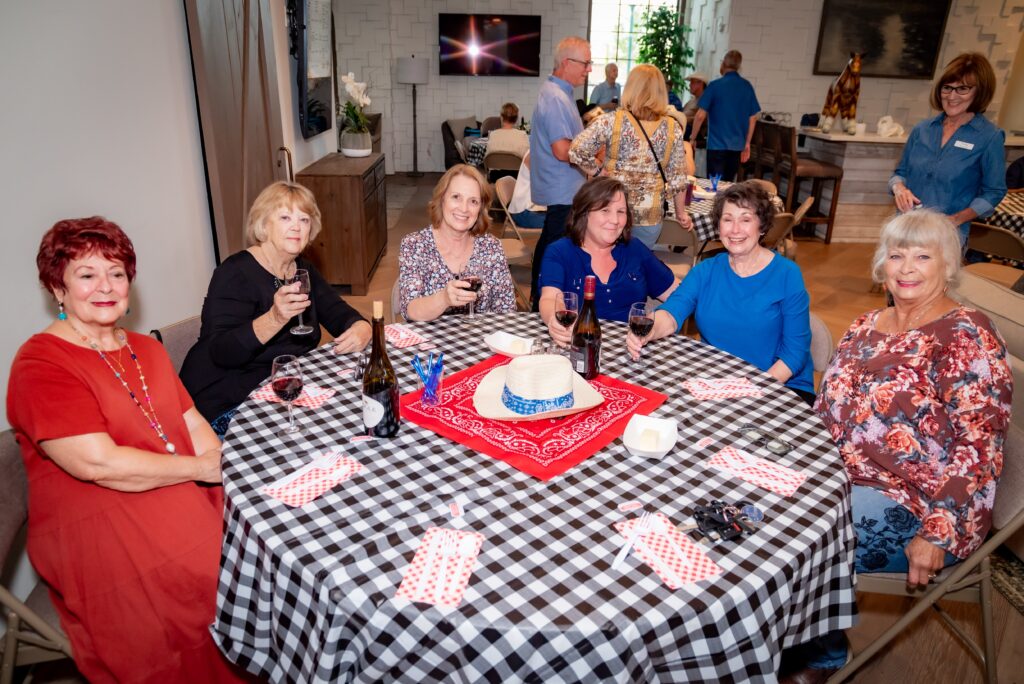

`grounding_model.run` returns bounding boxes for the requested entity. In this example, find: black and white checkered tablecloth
[467,138,488,167]
[988,193,1024,238]
[212,313,856,683]
[677,178,720,244]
